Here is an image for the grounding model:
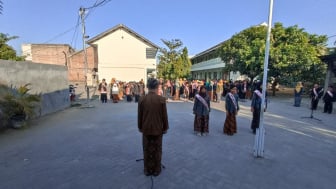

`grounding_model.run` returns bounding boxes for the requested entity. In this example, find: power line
[20,0,113,55]
[83,0,112,20]
[19,23,80,56]
[43,25,78,44]
[85,0,112,10]
[70,15,81,49]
